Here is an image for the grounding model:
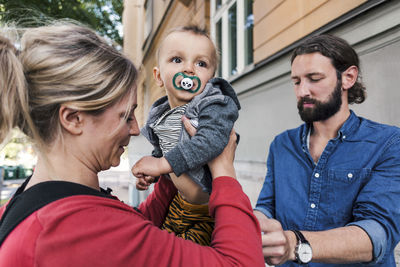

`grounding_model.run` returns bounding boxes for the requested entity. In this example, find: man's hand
[132,156,172,178]
[254,210,296,266]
